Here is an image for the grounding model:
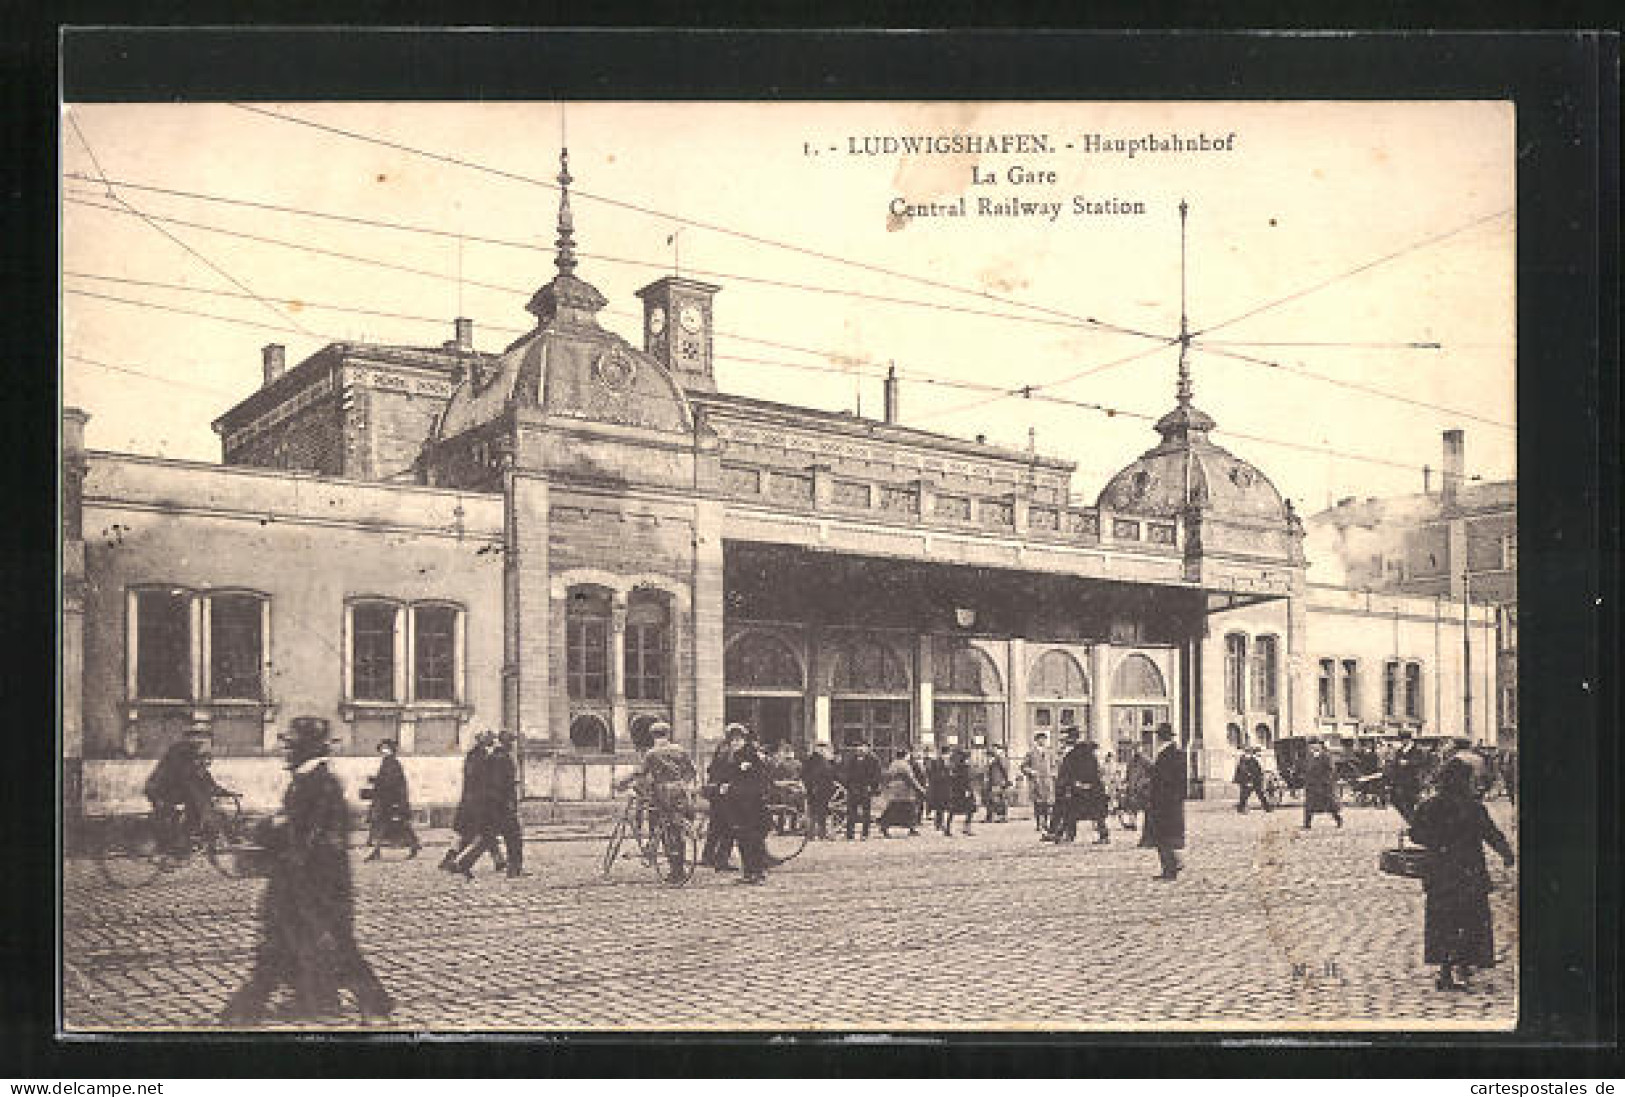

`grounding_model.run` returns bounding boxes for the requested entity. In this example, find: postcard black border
[3,23,1618,1078]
